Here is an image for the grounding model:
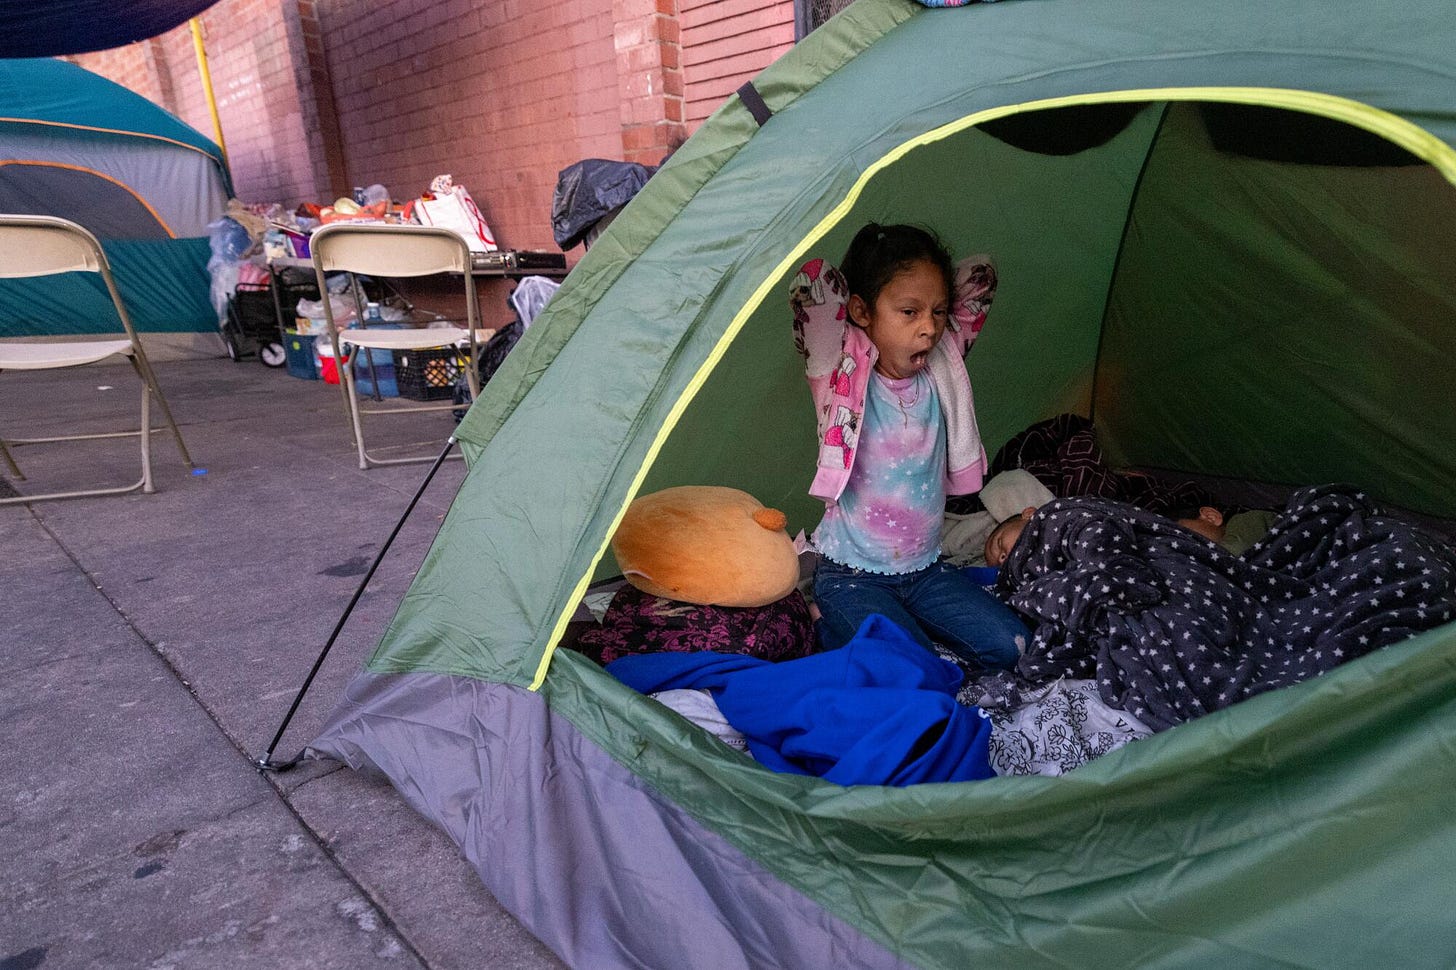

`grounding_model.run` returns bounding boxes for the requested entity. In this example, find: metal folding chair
[310,223,492,470]
[0,214,194,504]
